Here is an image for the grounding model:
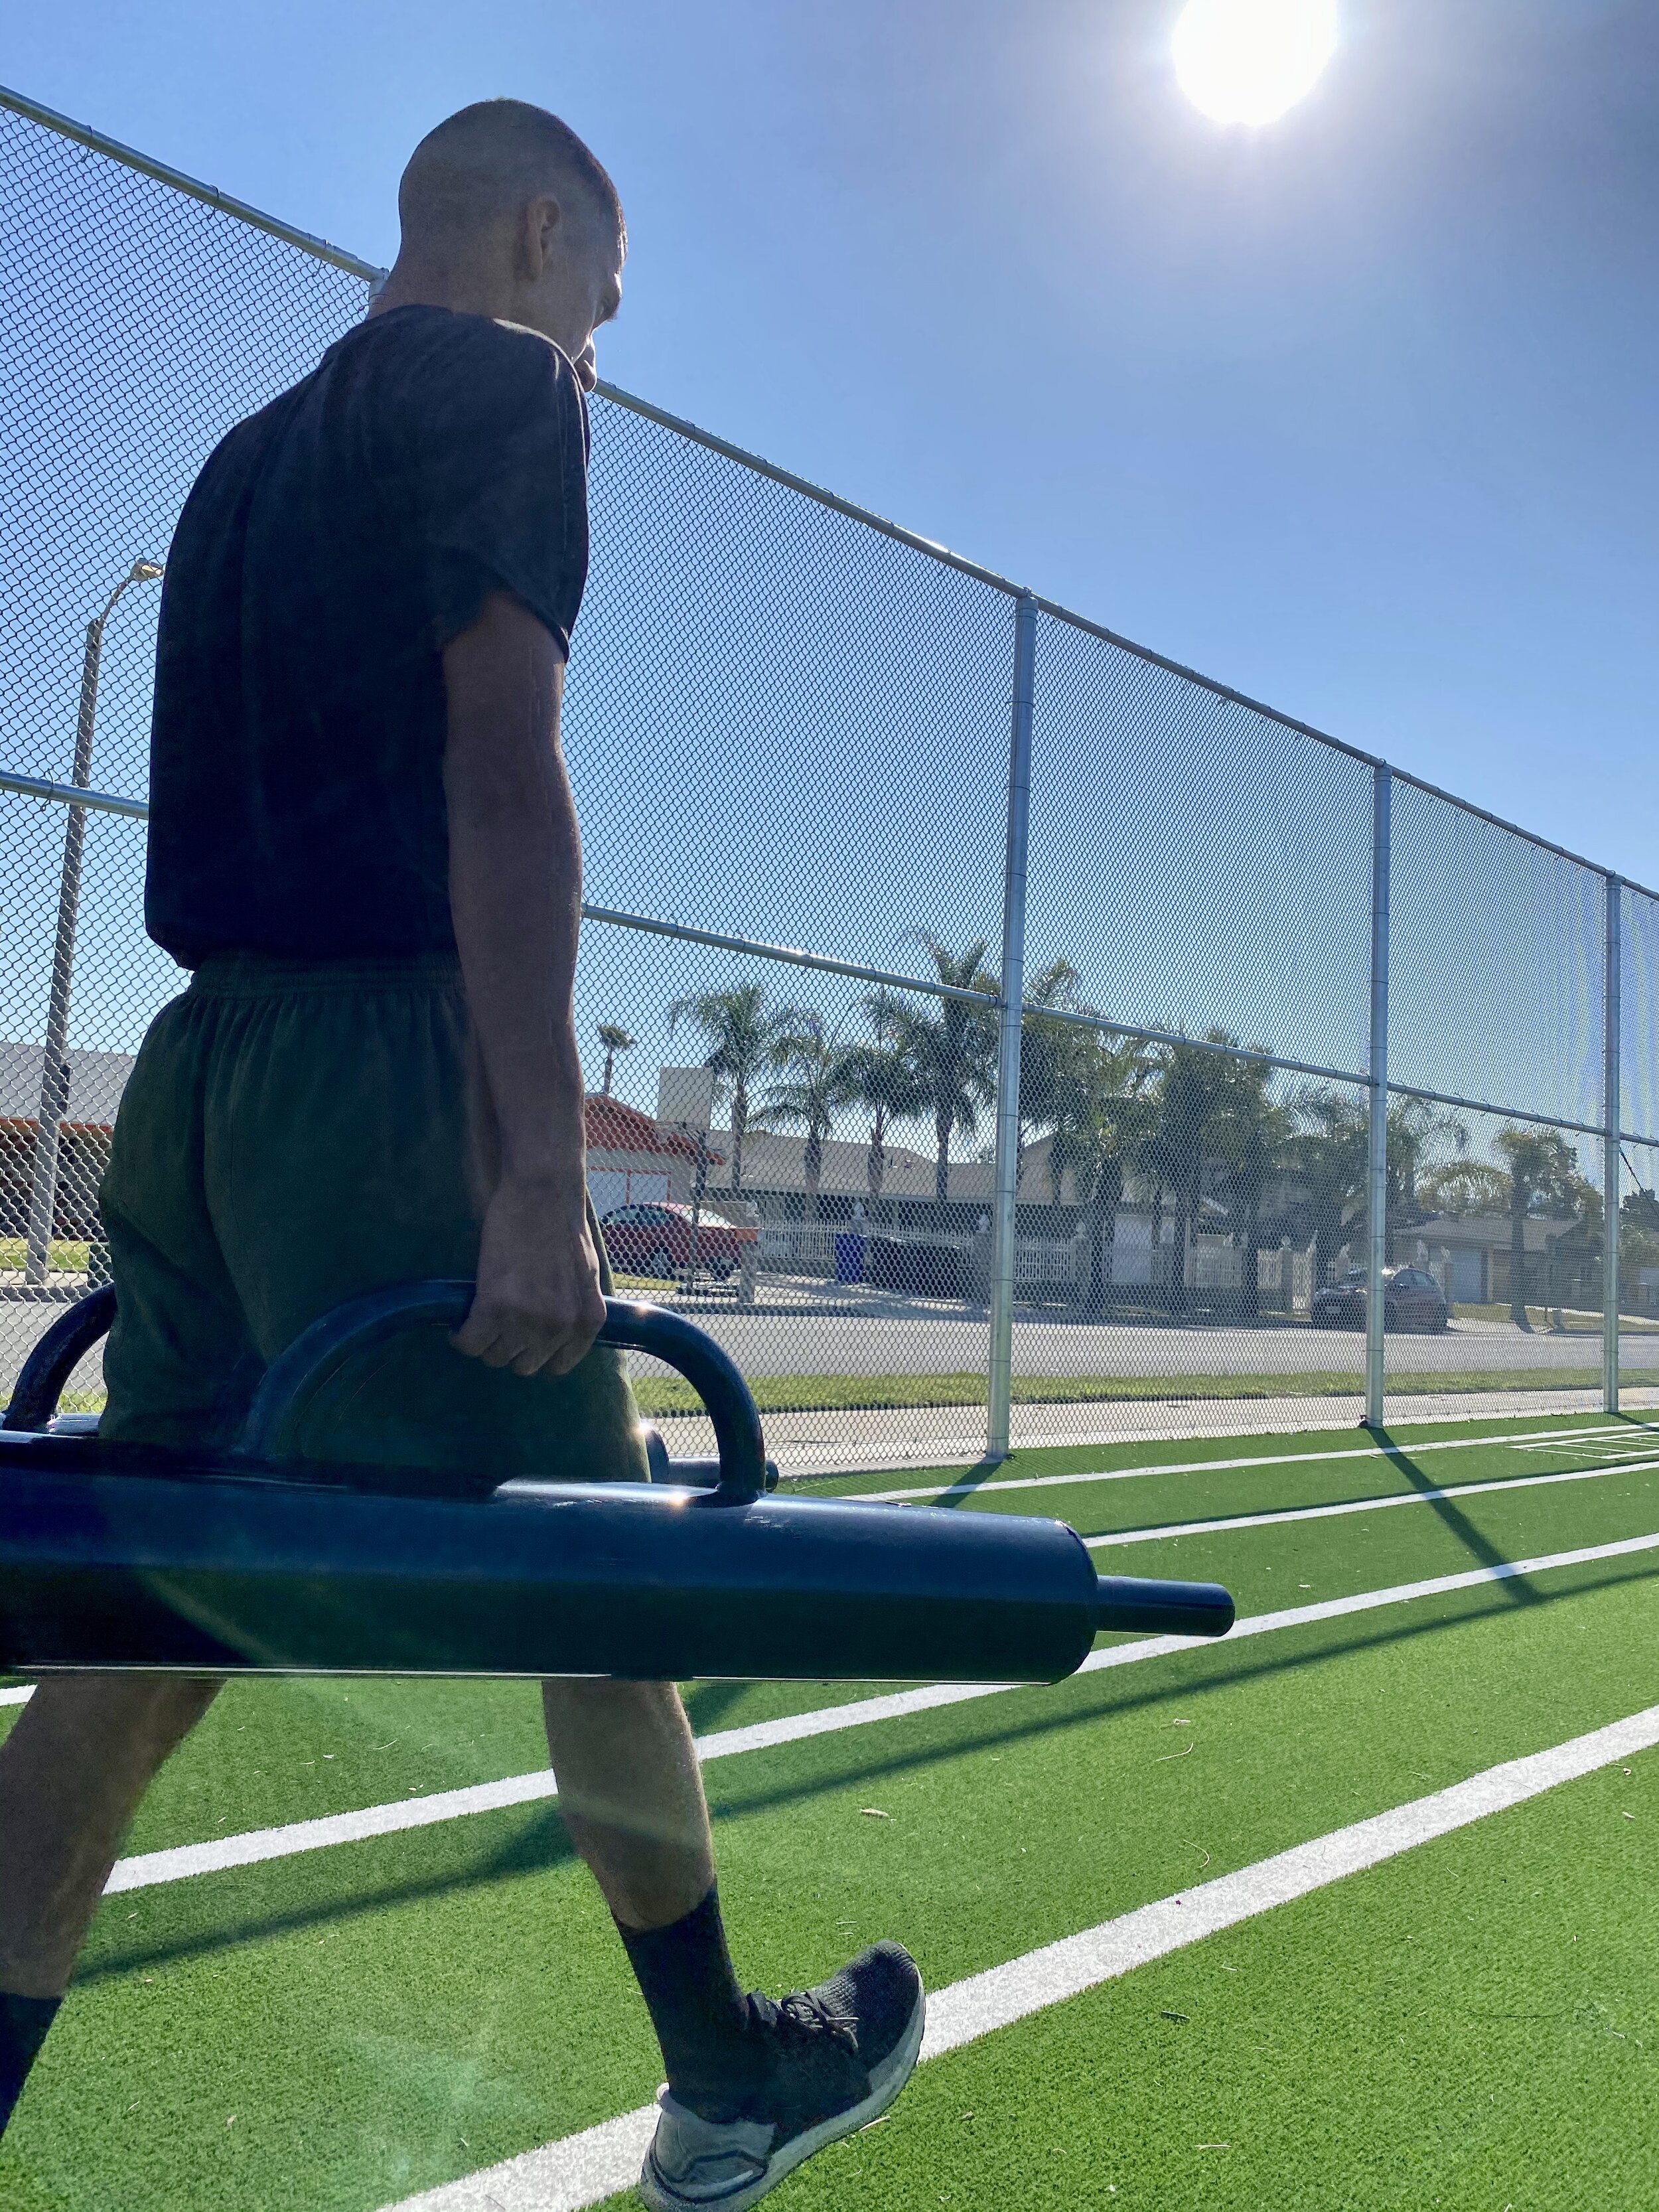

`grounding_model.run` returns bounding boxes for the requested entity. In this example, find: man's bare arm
[442,589,605,1376]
